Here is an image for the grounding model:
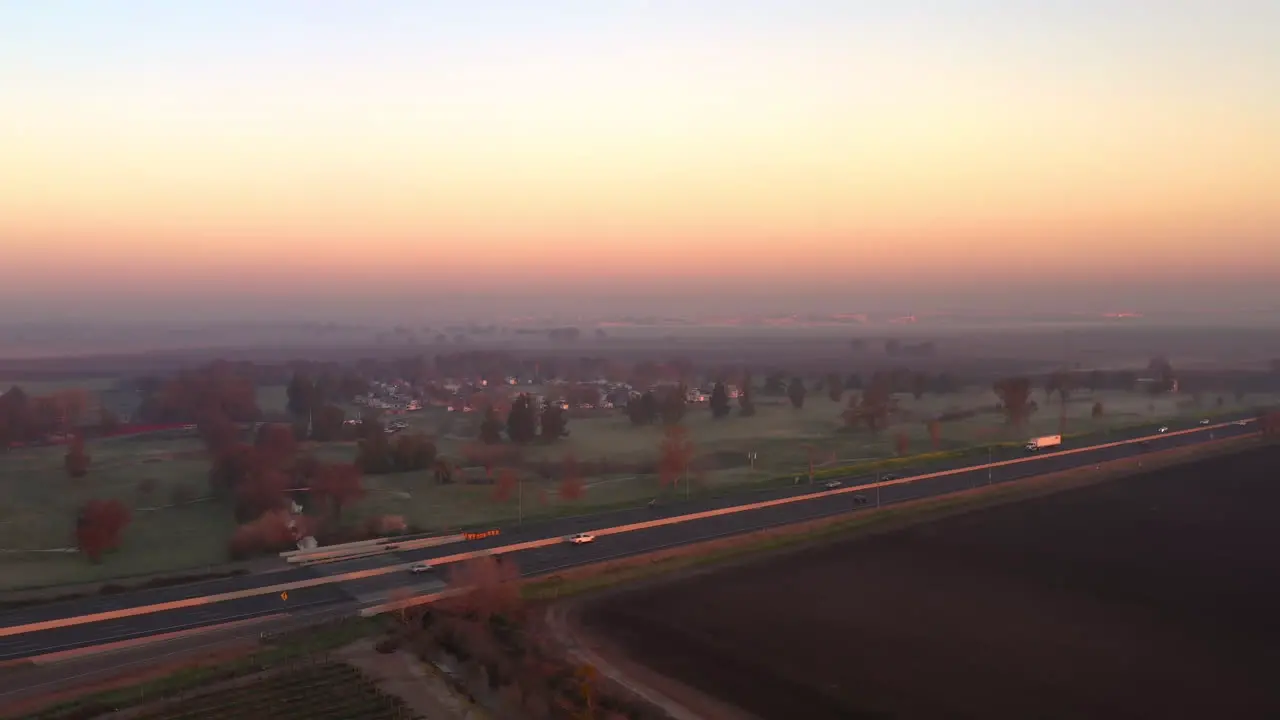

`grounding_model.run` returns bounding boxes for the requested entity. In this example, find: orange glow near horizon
[2,3,1279,303]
